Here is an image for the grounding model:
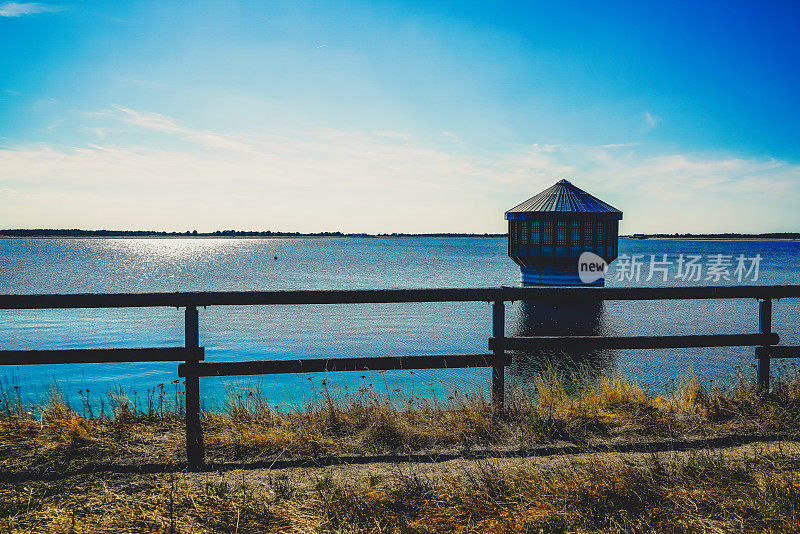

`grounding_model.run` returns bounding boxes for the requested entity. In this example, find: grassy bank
[2,369,800,532]
[2,446,800,532]
[3,368,800,470]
